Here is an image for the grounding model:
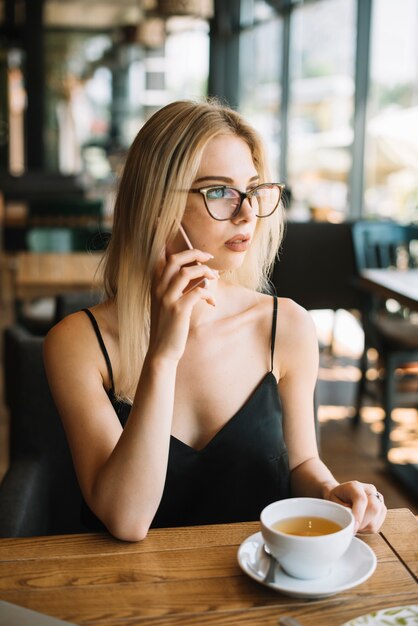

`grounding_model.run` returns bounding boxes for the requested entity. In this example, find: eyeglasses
[188,183,285,221]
